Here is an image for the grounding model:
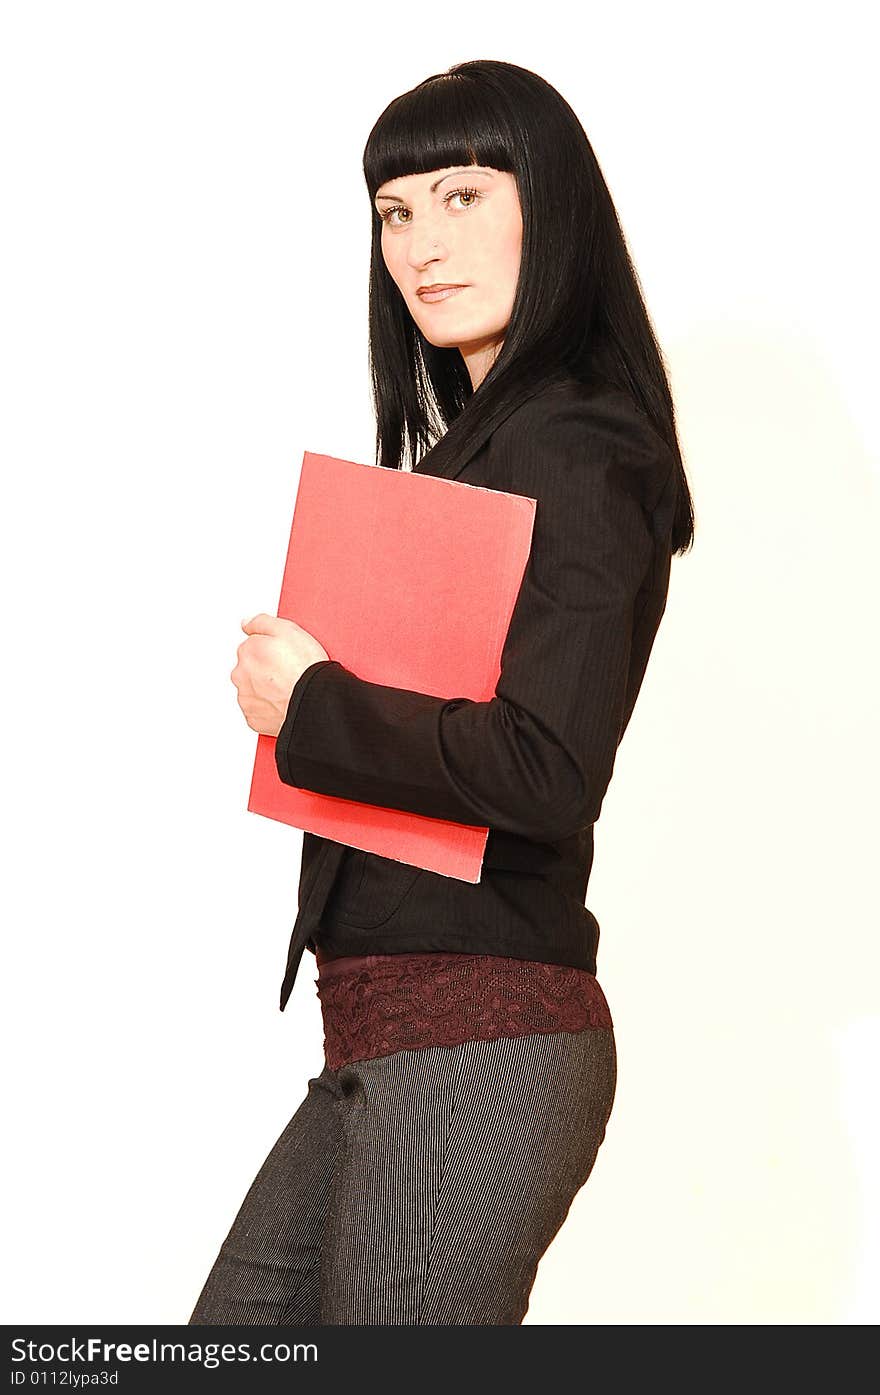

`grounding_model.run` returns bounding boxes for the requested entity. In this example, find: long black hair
[362,58,695,556]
